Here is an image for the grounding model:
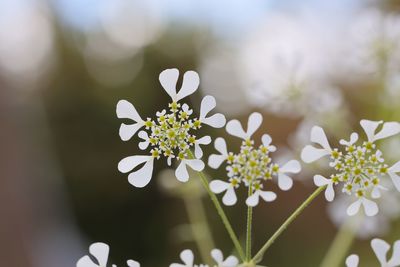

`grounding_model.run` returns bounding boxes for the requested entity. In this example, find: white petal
[374,122,400,141]
[310,126,332,151]
[197,136,212,145]
[313,175,331,187]
[347,199,362,216]
[119,123,144,141]
[194,136,211,159]
[314,173,334,200]
[301,145,331,163]
[226,119,247,140]
[180,249,194,265]
[349,132,359,144]
[360,120,382,142]
[340,132,359,146]
[278,173,294,191]
[159,68,179,101]
[246,112,263,138]
[210,180,230,193]
[345,255,359,267]
[362,198,379,217]
[76,256,98,267]
[371,187,382,199]
[259,190,277,202]
[127,260,140,267]
[175,161,190,182]
[199,95,216,120]
[371,238,390,266]
[138,131,149,150]
[214,137,228,156]
[246,191,260,207]
[128,158,154,188]
[89,243,109,267]
[138,130,148,140]
[211,249,223,264]
[194,144,203,159]
[176,71,199,101]
[325,184,335,202]
[185,159,205,172]
[280,160,301,173]
[118,156,152,173]
[223,256,239,267]
[388,172,400,193]
[389,161,400,172]
[202,113,226,128]
[223,187,237,206]
[261,134,272,147]
[208,154,227,169]
[116,100,143,122]
[388,240,400,266]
